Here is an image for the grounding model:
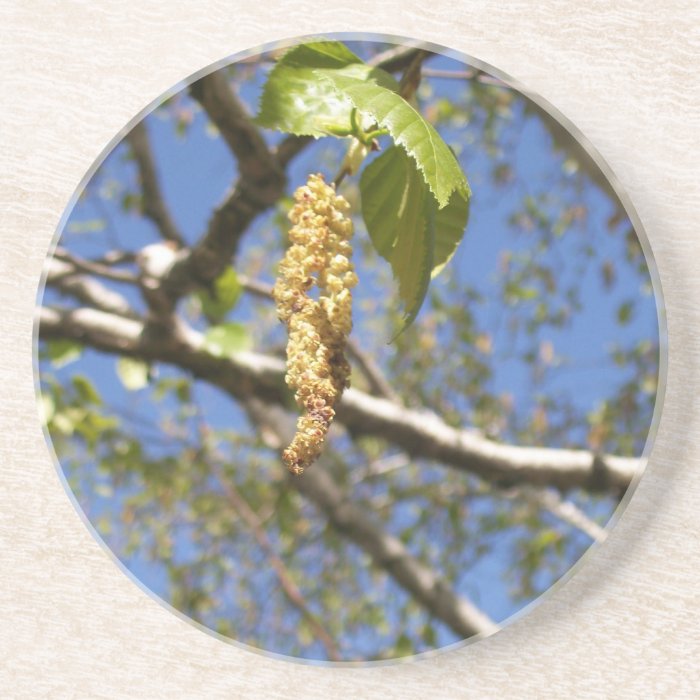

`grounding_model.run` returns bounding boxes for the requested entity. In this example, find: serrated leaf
[390,194,435,337]
[204,322,252,357]
[197,267,242,322]
[116,357,149,391]
[316,70,470,207]
[432,187,470,277]
[362,146,433,335]
[256,41,398,137]
[361,146,467,334]
[361,146,469,275]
